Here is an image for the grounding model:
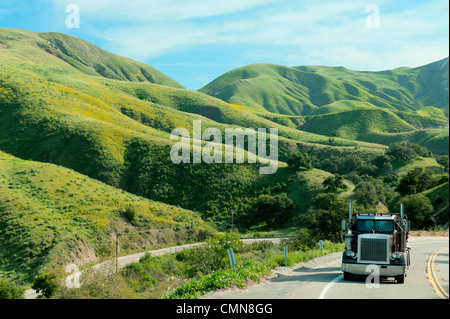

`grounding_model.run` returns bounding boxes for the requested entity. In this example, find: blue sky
[1,0,448,90]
